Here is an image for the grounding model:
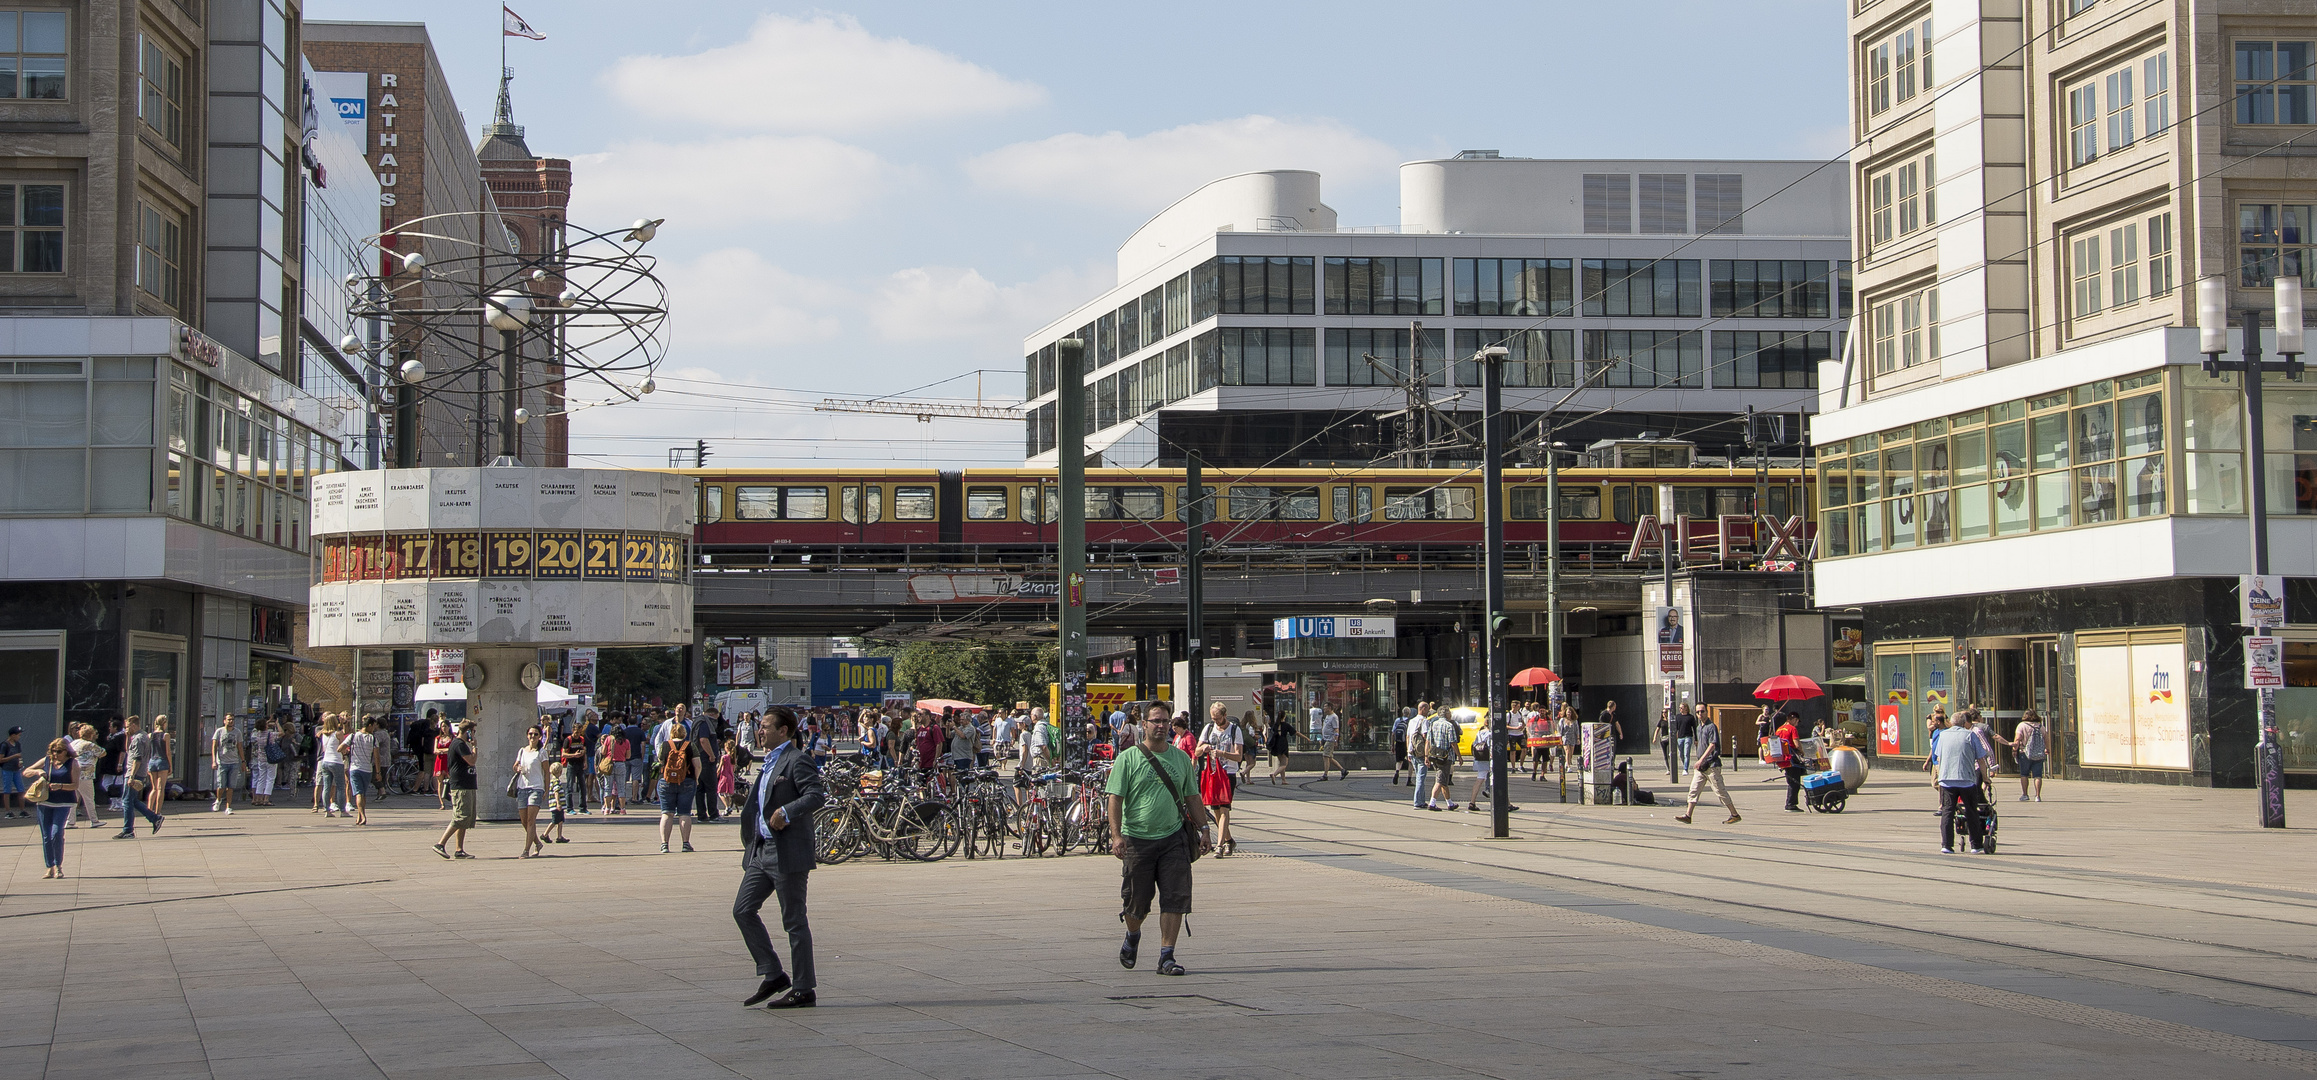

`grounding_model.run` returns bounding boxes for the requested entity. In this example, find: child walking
[543,761,569,846]
[716,742,739,814]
